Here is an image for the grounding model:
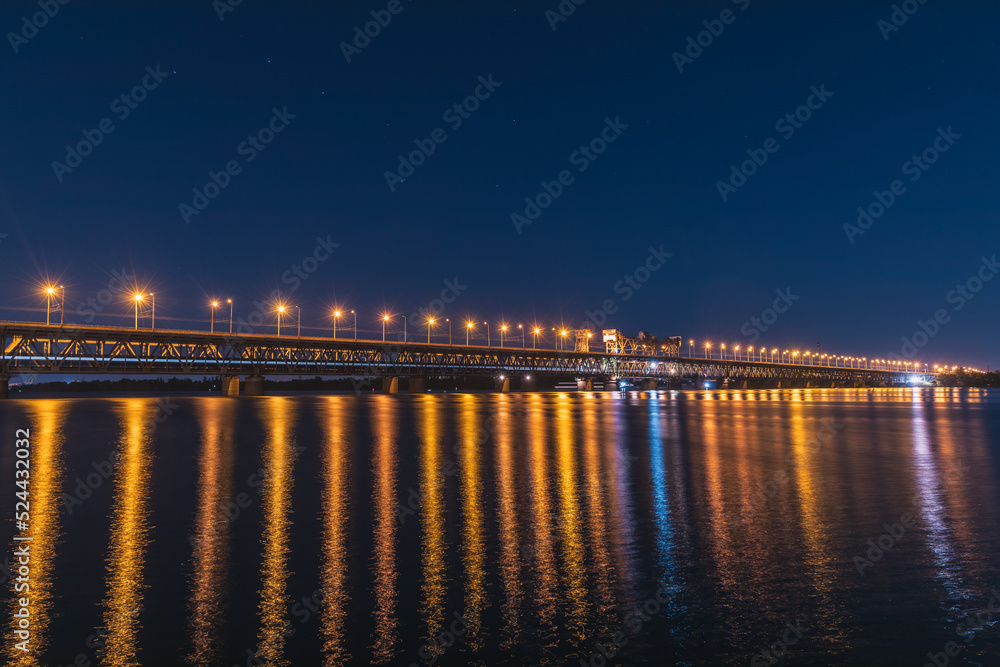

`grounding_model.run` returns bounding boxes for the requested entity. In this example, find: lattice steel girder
[0,322,928,383]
